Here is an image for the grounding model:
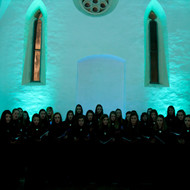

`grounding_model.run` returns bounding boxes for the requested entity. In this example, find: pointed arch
[144,0,169,86]
[149,11,158,83]
[22,0,47,85]
[0,0,11,20]
[32,10,42,82]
